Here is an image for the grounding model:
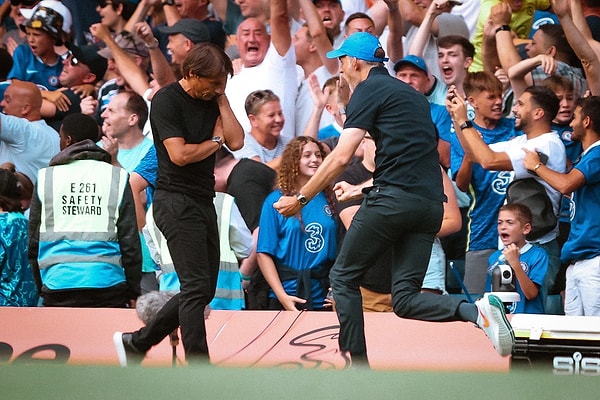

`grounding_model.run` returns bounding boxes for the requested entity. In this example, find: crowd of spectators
[1,0,600,320]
